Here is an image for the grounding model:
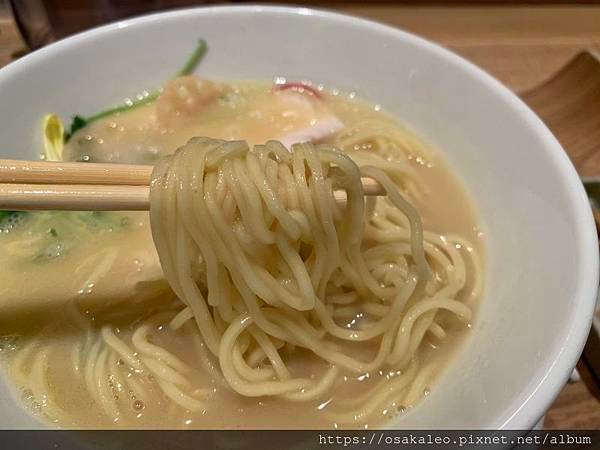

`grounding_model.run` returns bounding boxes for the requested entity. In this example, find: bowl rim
[0,4,598,430]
